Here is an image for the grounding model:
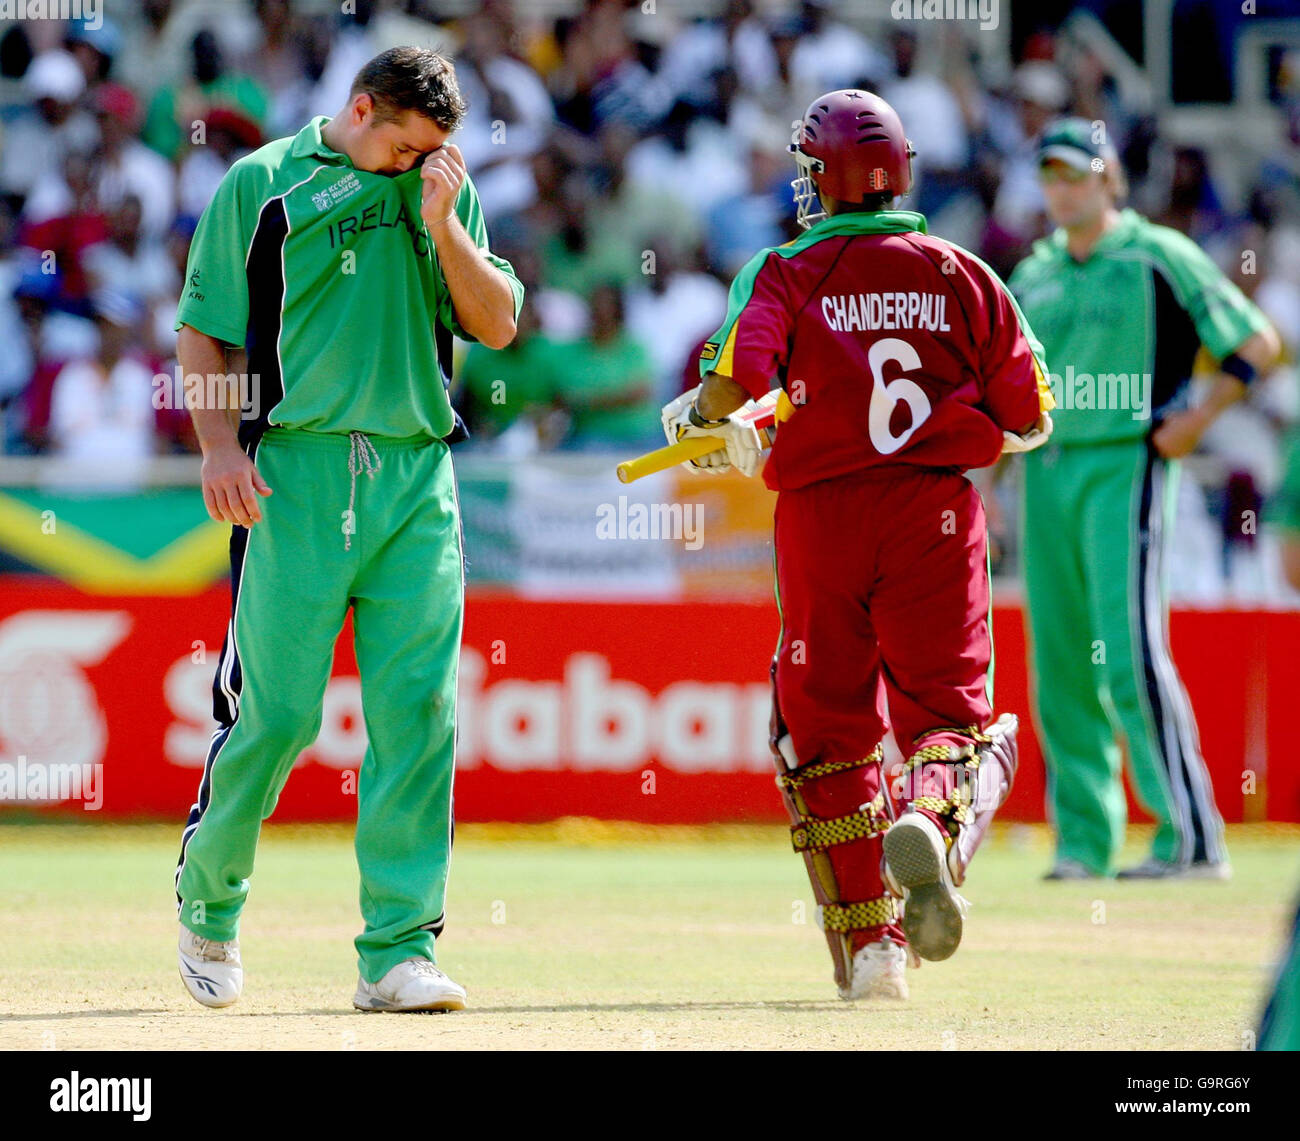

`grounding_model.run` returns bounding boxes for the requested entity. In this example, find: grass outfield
[1,820,1297,1051]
